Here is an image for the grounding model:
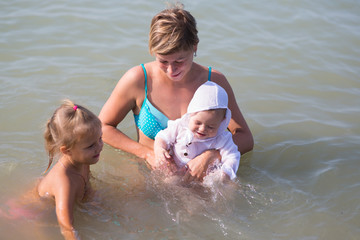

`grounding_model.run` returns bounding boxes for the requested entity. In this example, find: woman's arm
[98,66,155,165]
[212,69,254,155]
